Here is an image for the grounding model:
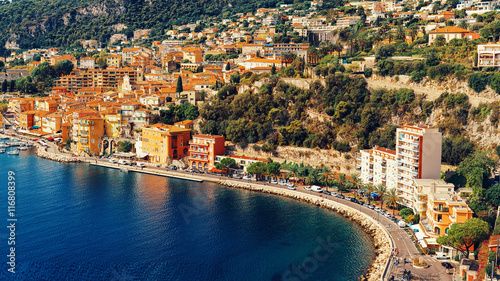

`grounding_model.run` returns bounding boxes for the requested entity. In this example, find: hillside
[0,0,314,55]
